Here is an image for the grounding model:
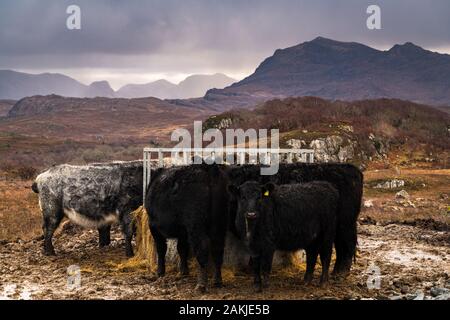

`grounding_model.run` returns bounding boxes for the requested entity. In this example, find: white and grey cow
[32,161,143,256]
